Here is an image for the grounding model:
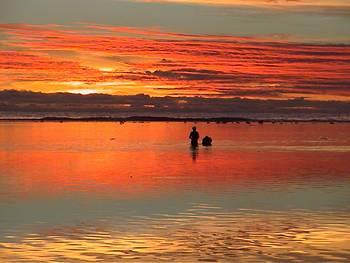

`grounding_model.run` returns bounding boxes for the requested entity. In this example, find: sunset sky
[0,0,349,114]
